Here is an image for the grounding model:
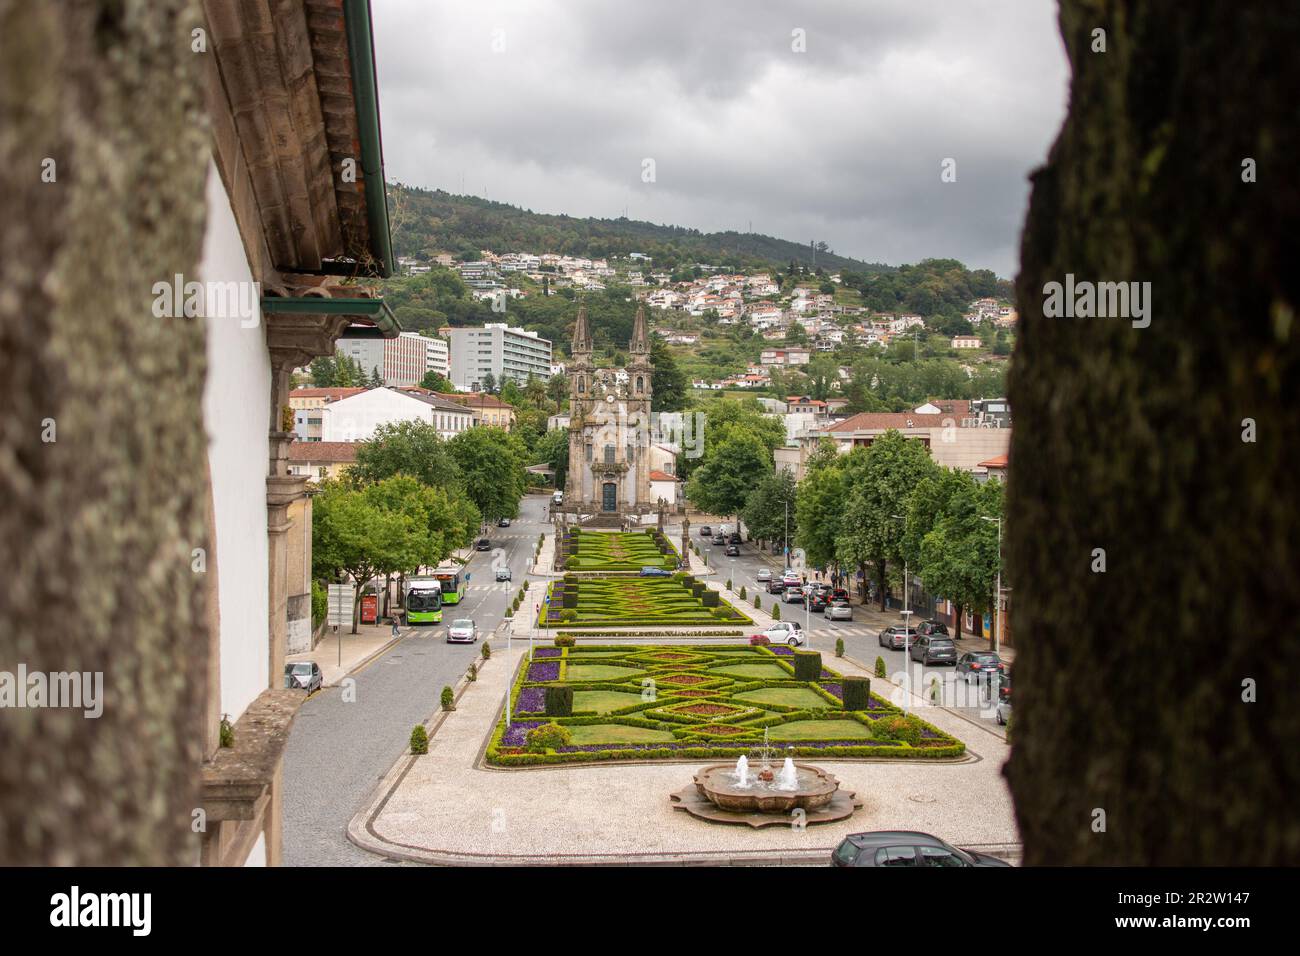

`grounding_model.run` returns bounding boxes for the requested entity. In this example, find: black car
[910,634,957,664]
[917,619,949,637]
[725,544,740,557]
[832,831,1012,868]
[728,533,741,545]
[955,651,1003,683]
[807,591,829,612]
[878,625,917,650]
[699,525,712,537]
[475,538,491,551]
[766,579,786,594]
